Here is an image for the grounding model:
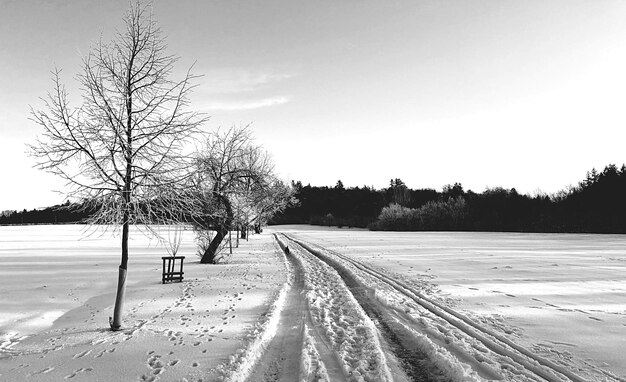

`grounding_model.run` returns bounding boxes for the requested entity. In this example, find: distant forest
[0,201,96,225]
[3,164,626,233]
[271,164,626,233]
